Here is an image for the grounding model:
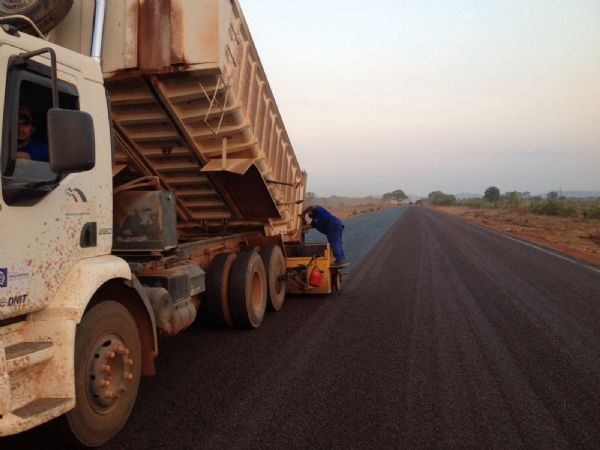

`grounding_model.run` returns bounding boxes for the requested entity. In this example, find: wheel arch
[90,276,158,377]
[33,255,158,376]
